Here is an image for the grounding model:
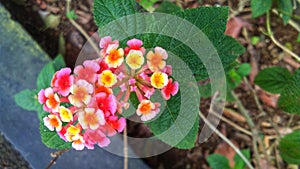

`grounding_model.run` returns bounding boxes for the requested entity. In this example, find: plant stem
[209,109,252,136]
[243,78,282,138]
[123,125,128,169]
[199,111,254,169]
[45,149,69,169]
[265,12,300,62]
[66,0,100,57]
[231,91,271,168]
[272,9,300,32]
